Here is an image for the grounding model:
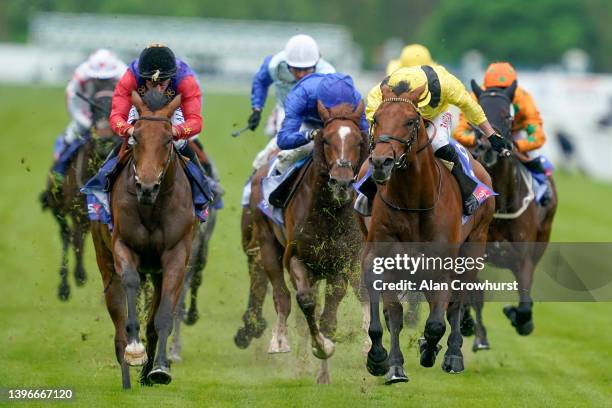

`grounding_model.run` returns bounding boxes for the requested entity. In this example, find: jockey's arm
[66,71,92,131]
[110,70,138,137]
[443,72,498,139]
[251,56,274,111]
[174,76,202,139]
[276,87,309,150]
[365,83,382,124]
[514,89,546,152]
